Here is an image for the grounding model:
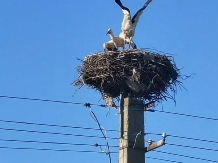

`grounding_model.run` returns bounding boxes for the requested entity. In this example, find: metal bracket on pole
[144,101,155,111]
[145,132,167,153]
